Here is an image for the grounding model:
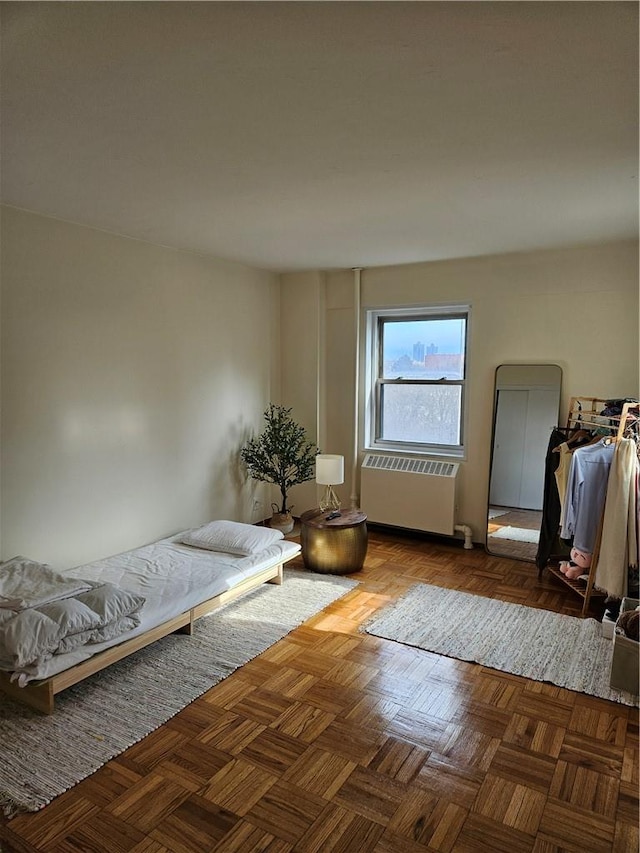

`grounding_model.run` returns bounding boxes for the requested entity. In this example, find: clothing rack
[545,397,638,614]
[566,397,638,440]
[546,557,606,615]
[546,532,606,616]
